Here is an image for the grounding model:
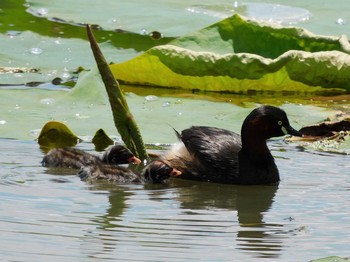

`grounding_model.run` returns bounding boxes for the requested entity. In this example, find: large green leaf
[110,15,350,93]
